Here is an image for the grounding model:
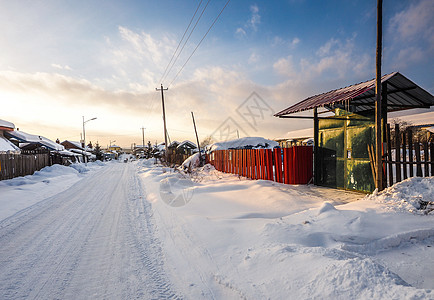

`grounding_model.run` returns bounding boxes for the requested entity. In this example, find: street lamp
[82,116,97,164]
